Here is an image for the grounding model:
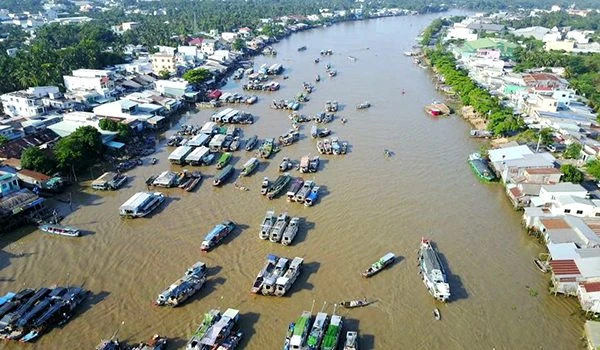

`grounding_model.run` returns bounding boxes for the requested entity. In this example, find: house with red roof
[188,37,204,47]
